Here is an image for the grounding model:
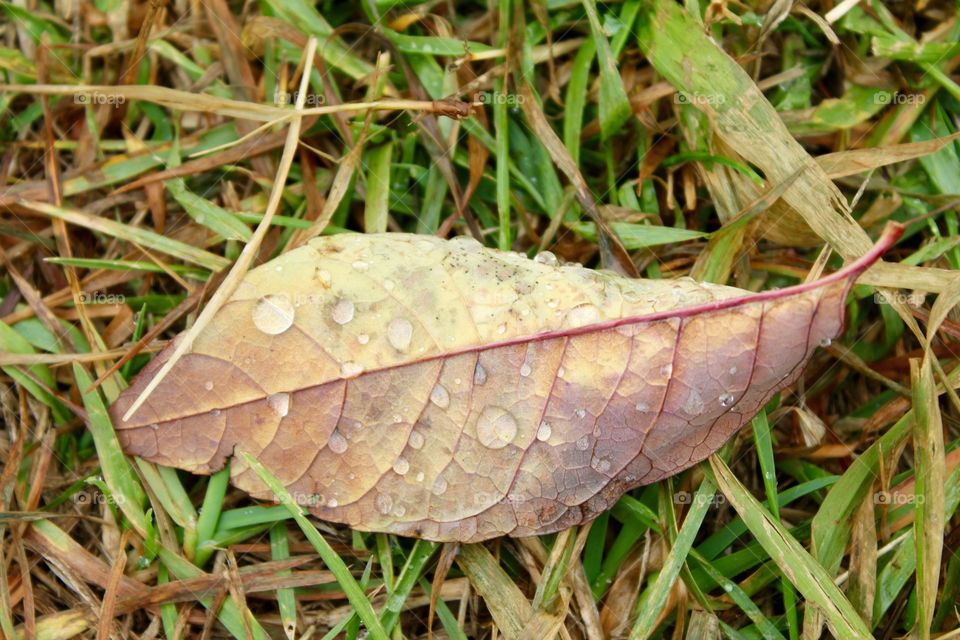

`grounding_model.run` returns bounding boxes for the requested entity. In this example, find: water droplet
[252,294,295,335]
[383,279,396,291]
[352,260,369,272]
[683,390,704,415]
[415,471,425,482]
[317,270,332,286]
[660,363,673,378]
[547,299,559,309]
[724,583,733,593]
[635,401,649,412]
[341,361,363,377]
[576,435,590,451]
[819,337,832,348]
[328,430,348,454]
[267,392,290,418]
[375,493,393,515]
[409,430,425,449]
[533,251,558,266]
[393,503,407,517]
[557,366,566,377]
[432,475,448,495]
[575,408,587,419]
[327,498,339,508]
[430,384,450,409]
[592,457,611,473]
[566,303,600,327]
[204,380,214,391]
[387,318,413,351]
[729,366,738,375]
[474,363,488,385]
[536,421,552,441]
[476,406,518,449]
[393,457,410,475]
[210,409,222,417]
[150,423,159,430]
[719,393,735,407]
[357,333,370,344]
[496,323,507,335]
[520,363,532,377]
[332,298,355,325]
